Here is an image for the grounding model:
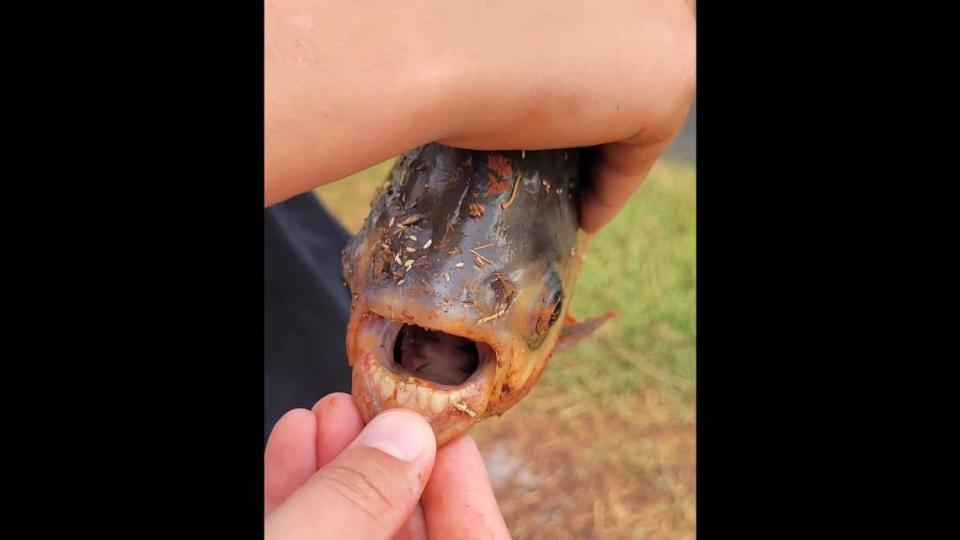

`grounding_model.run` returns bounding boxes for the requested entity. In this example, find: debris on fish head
[342,143,613,445]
